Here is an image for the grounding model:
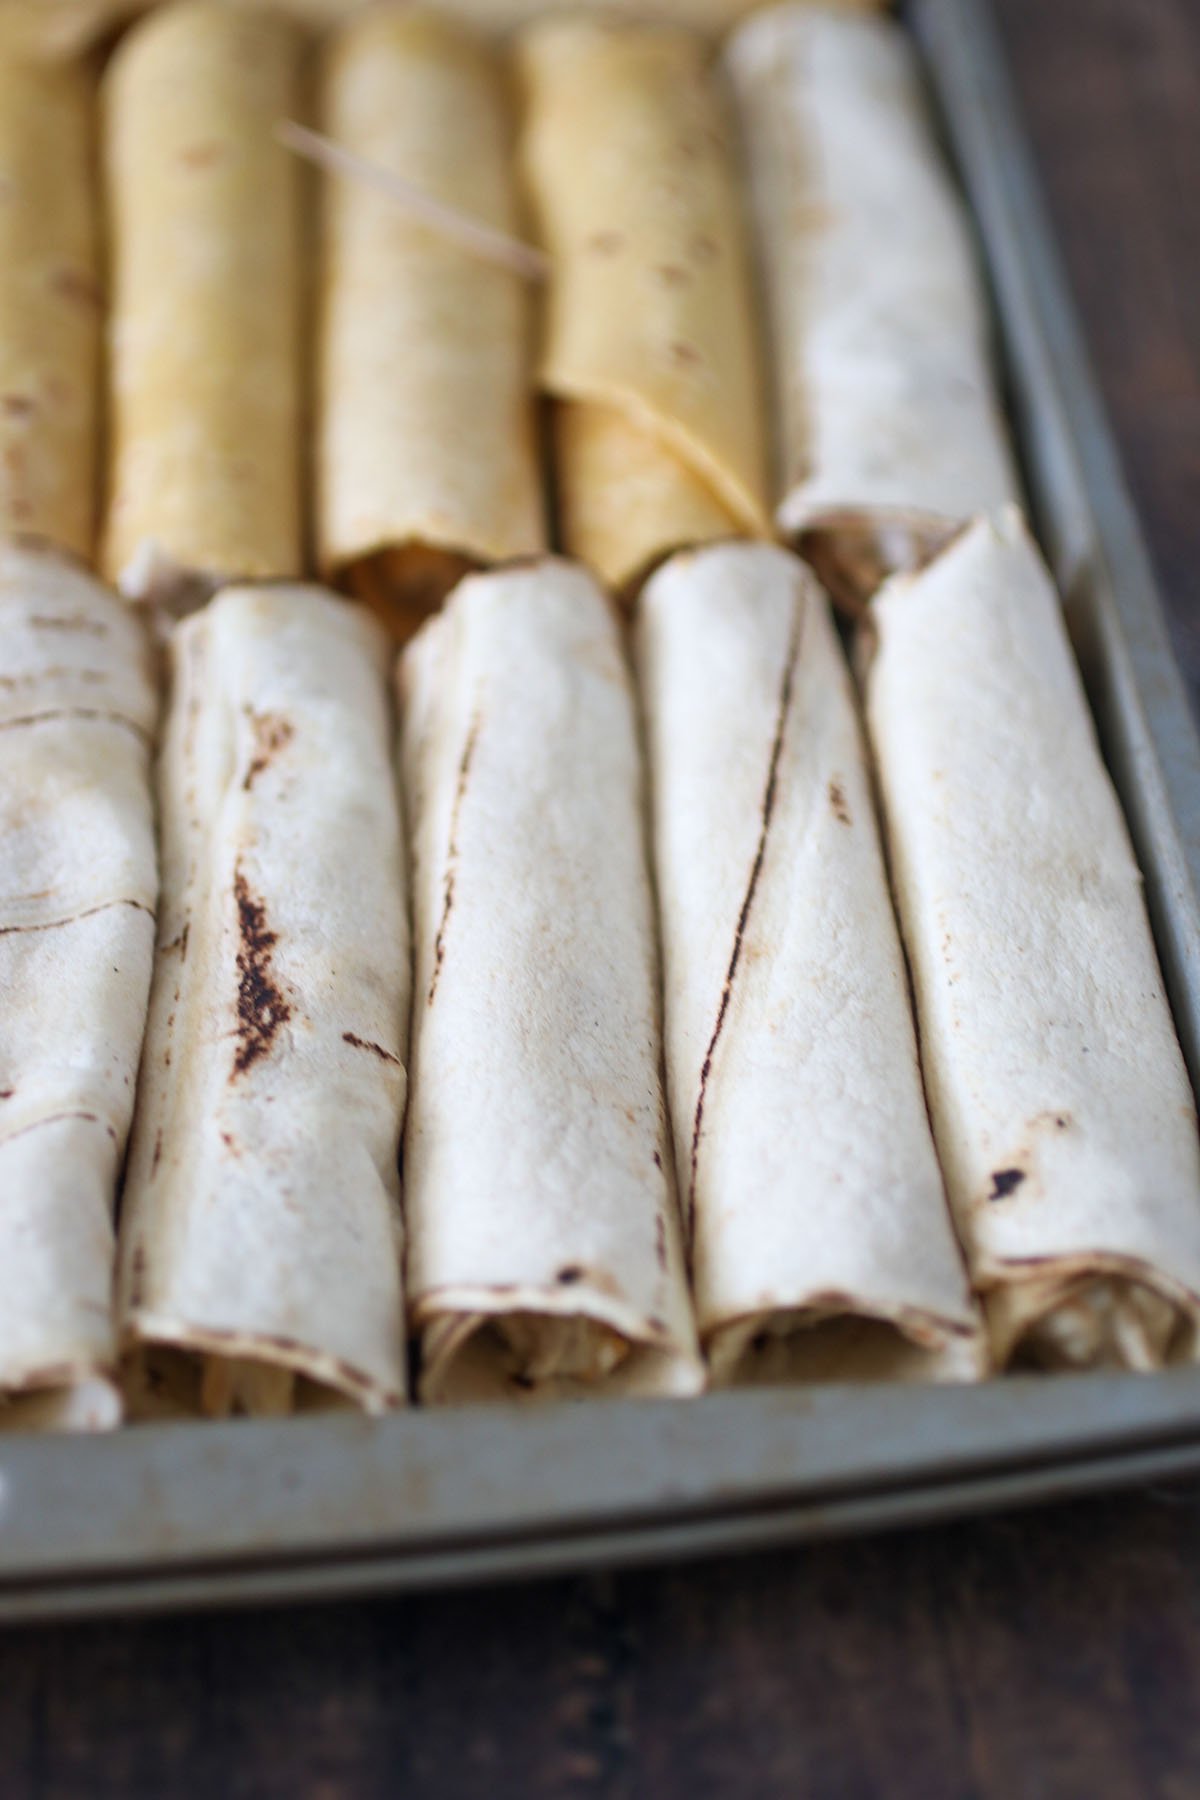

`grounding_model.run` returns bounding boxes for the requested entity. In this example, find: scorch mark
[232,866,291,1078]
[426,712,480,1006]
